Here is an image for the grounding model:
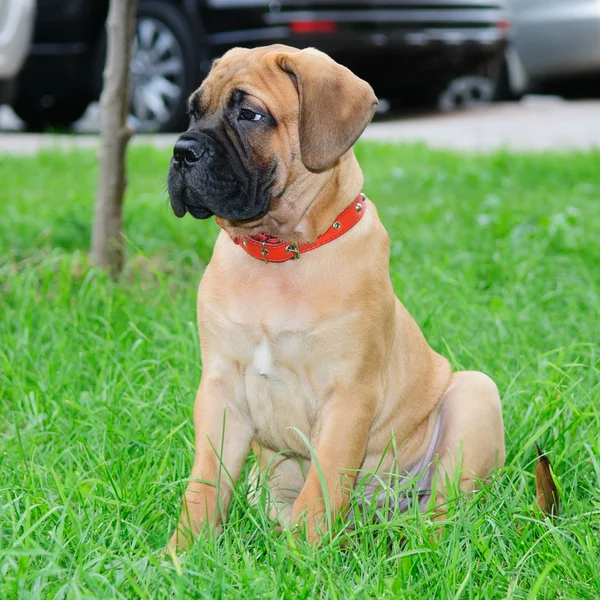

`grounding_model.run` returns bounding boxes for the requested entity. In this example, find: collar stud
[285,243,300,259]
[261,243,269,262]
